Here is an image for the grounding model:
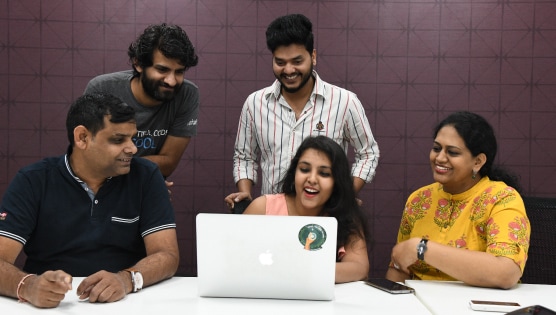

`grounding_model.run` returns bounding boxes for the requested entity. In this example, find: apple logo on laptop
[258,250,273,266]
